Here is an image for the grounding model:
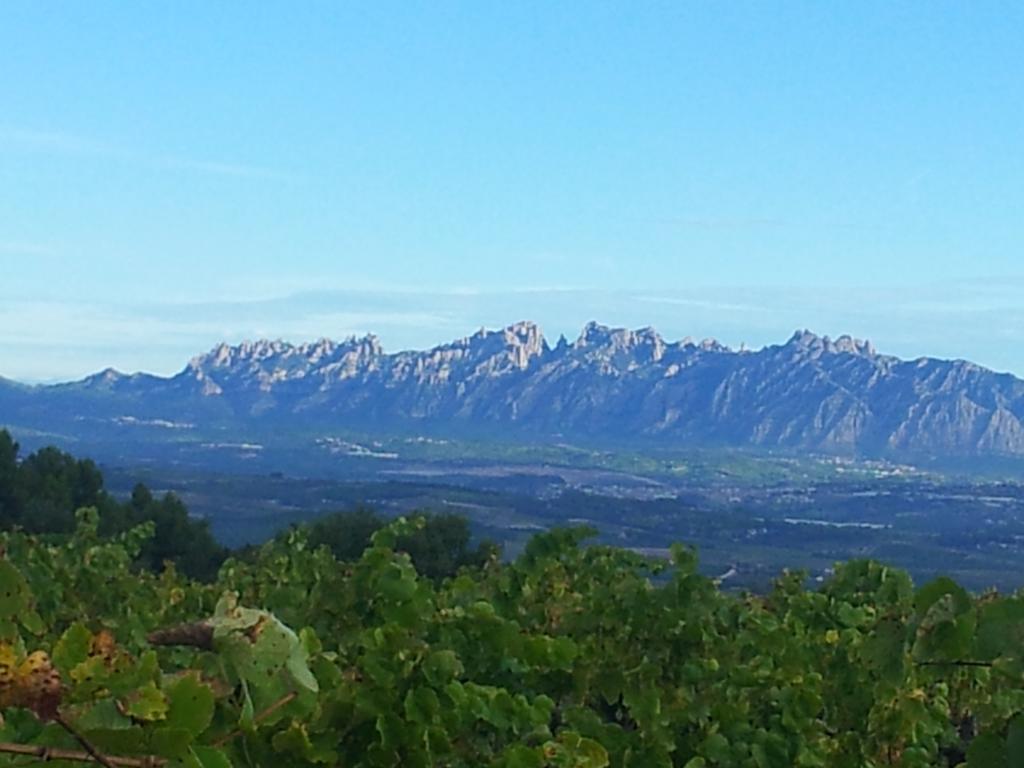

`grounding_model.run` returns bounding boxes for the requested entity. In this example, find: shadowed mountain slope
[4,322,1024,460]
